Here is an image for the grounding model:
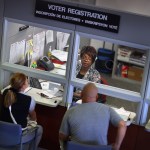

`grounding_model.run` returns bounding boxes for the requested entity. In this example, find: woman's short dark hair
[80,46,97,63]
